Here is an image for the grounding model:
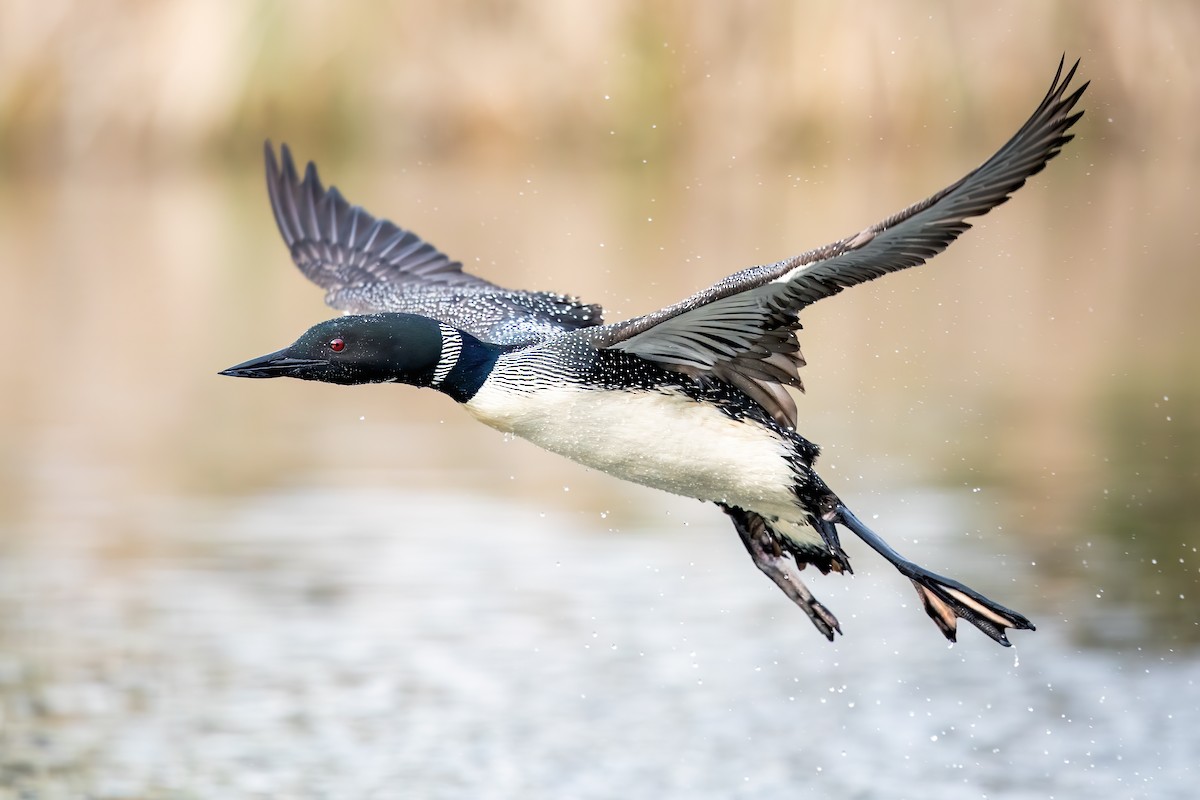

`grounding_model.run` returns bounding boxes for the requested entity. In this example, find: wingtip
[1053,53,1082,84]
[264,140,298,175]
[303,160,324,194]
[263,140,281,186]
[276,142,299,183]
